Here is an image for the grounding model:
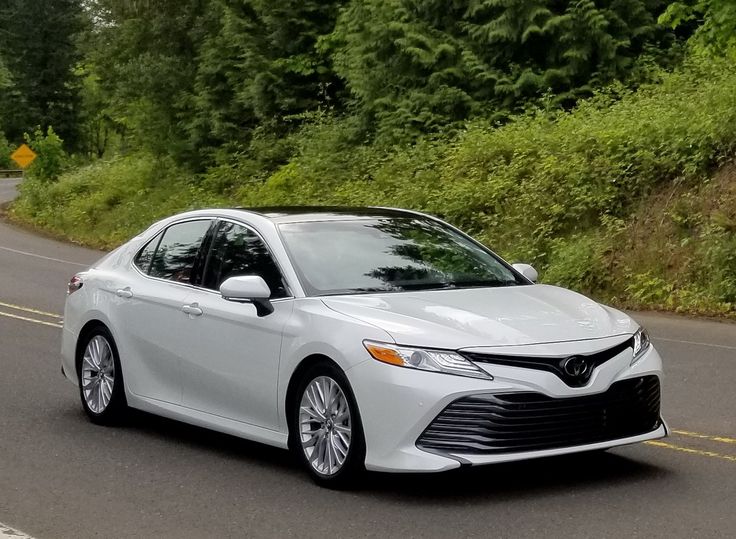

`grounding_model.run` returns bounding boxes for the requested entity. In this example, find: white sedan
[61,207,666,487]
